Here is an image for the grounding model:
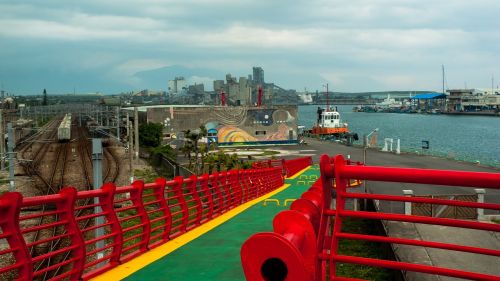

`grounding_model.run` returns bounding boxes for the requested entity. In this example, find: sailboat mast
[492,75,495,95]
[326,83,329,111]
[442,65,445,94]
